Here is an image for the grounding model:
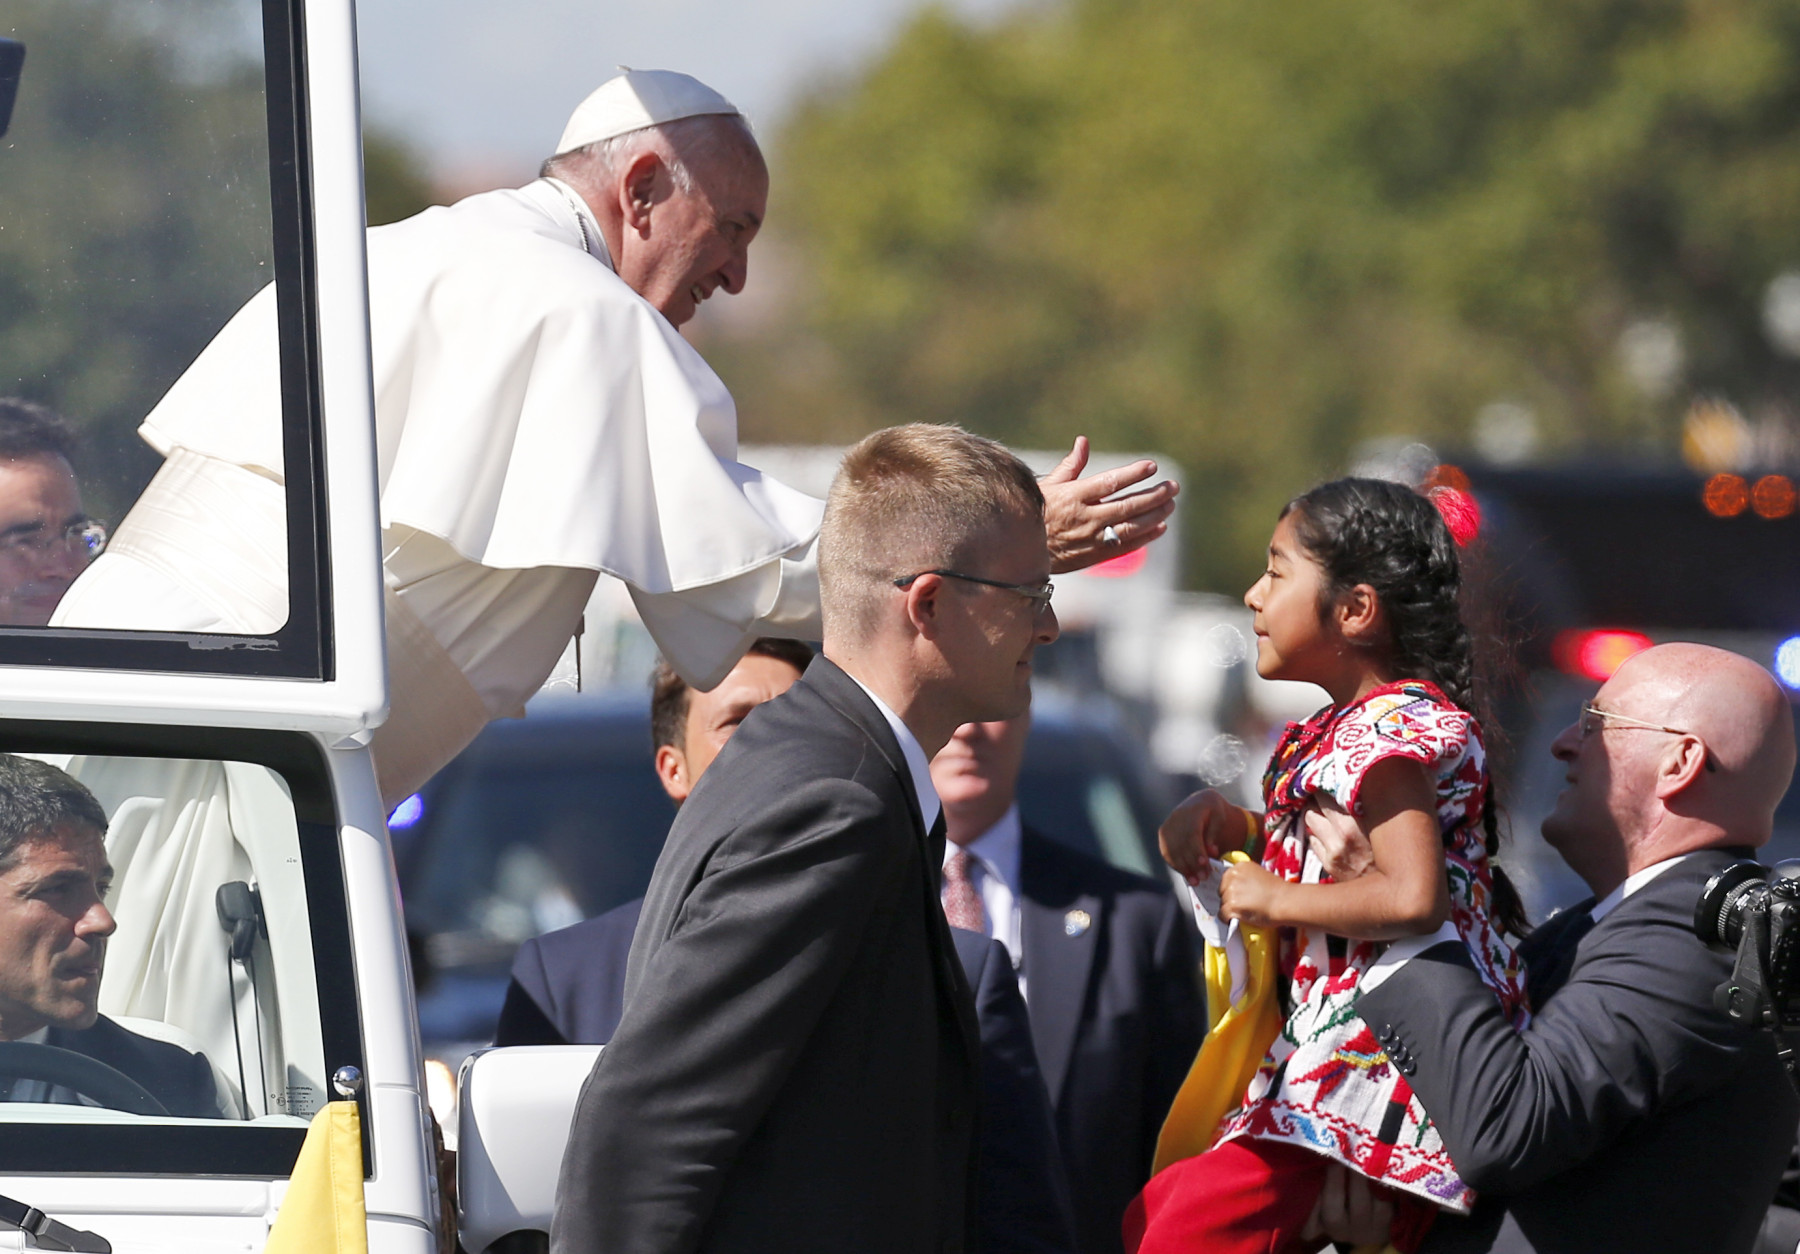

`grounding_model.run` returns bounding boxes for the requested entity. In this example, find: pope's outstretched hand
[1040,436,1180,573]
